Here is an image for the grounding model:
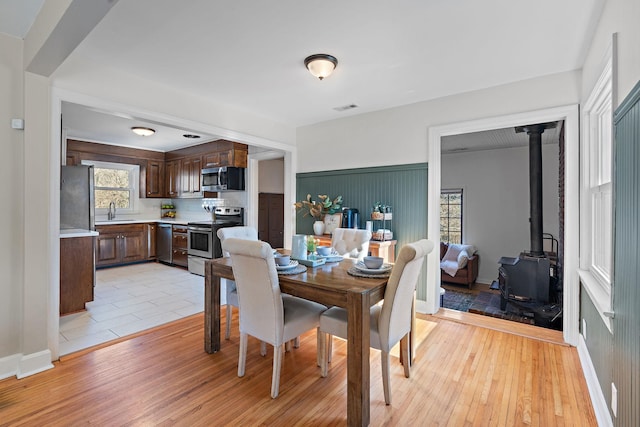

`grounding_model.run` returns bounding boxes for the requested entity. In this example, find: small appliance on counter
[341,208,359,229]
